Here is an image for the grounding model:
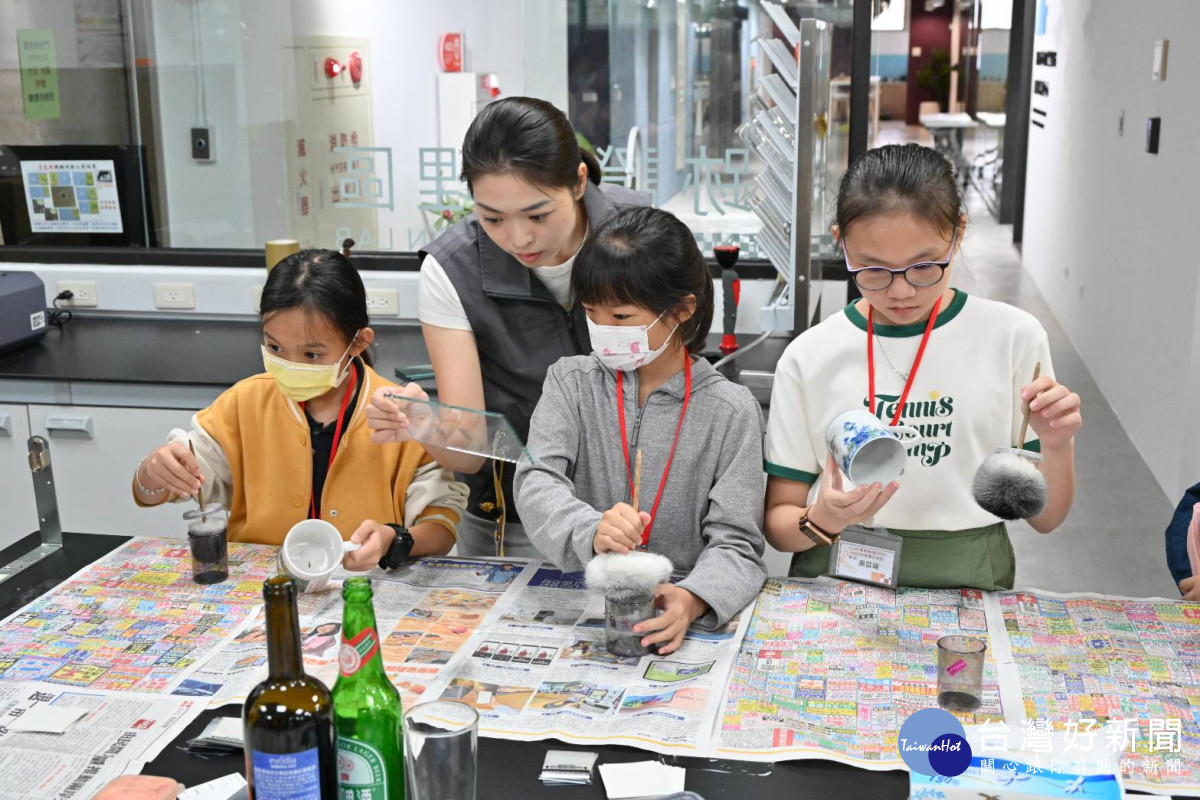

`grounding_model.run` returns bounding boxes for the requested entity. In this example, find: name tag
[829,526,902,588]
